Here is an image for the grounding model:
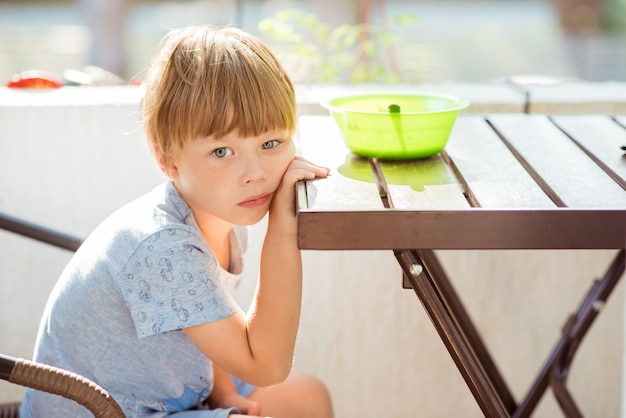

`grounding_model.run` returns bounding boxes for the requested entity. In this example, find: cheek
[179,163,224,198]
[273,154,295,180]
[279,143,297,171]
